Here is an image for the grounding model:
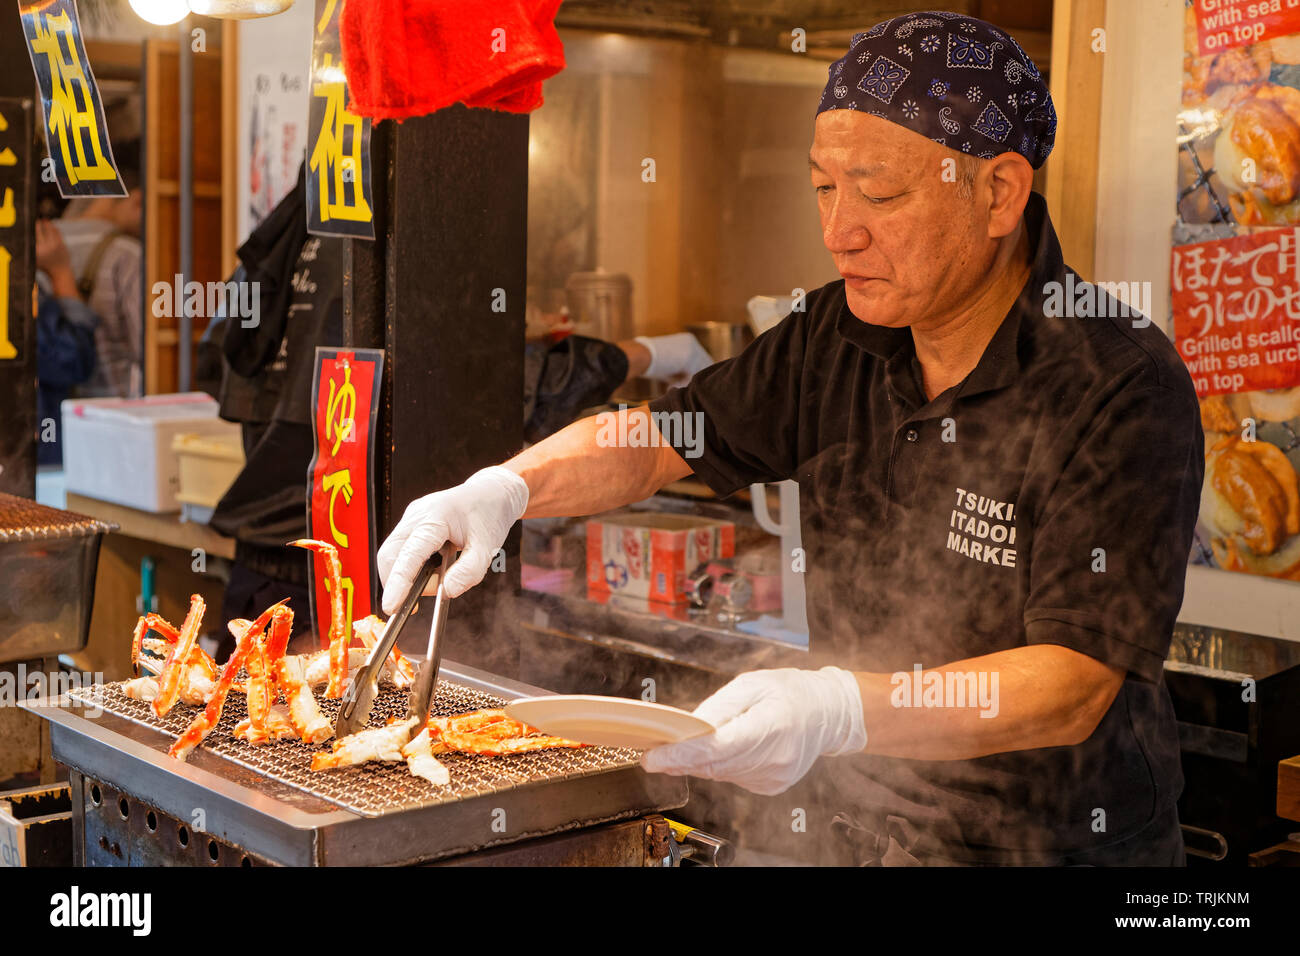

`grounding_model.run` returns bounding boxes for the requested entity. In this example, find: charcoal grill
[23,661,687,865]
